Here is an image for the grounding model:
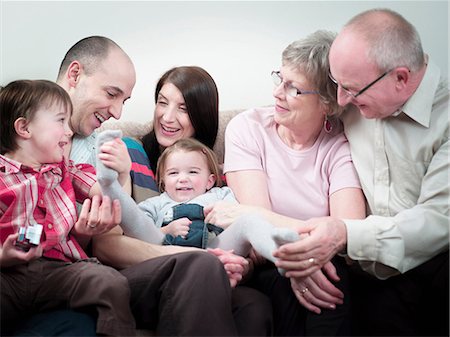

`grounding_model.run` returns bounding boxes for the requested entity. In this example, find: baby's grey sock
[208,213,299,276]
[96,130,121,186]
[271,227,300,276]
[96,130,164,244]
